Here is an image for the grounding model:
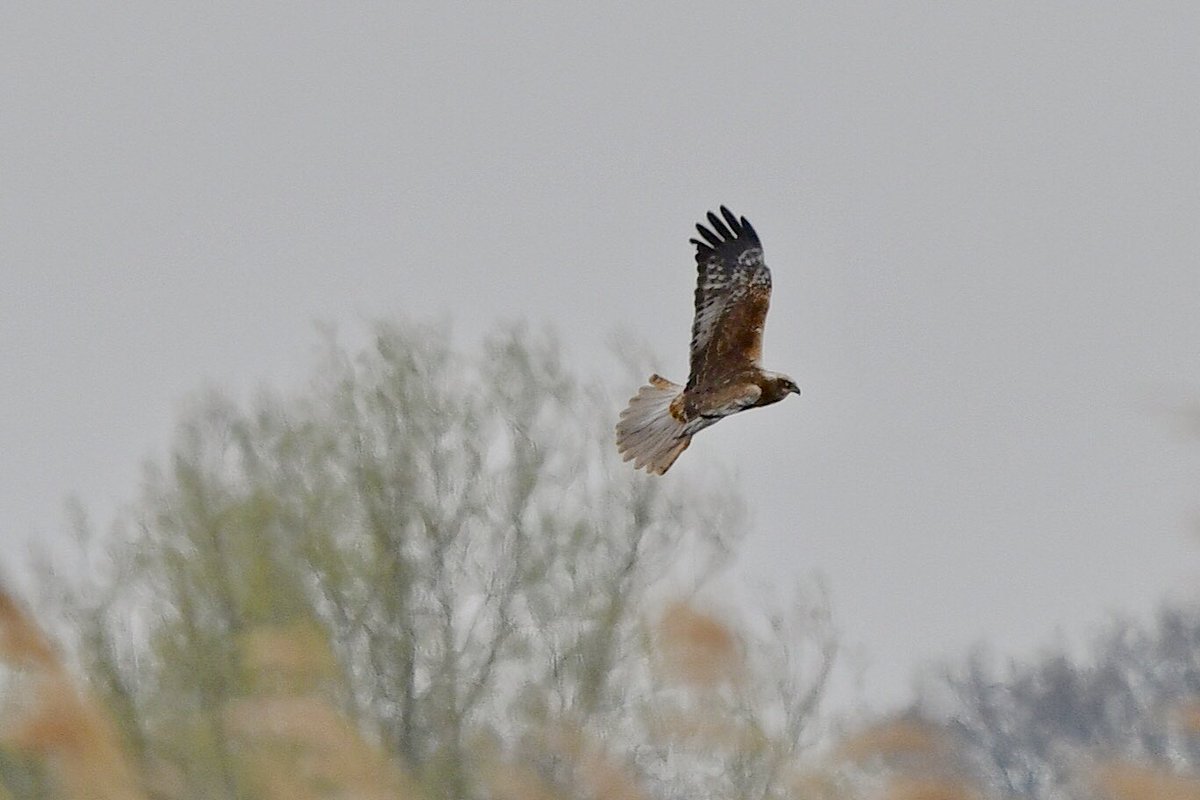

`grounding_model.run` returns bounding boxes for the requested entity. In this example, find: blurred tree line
[0,321,837,800]
[908,602,1200,799]
[4,317,1200,800]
